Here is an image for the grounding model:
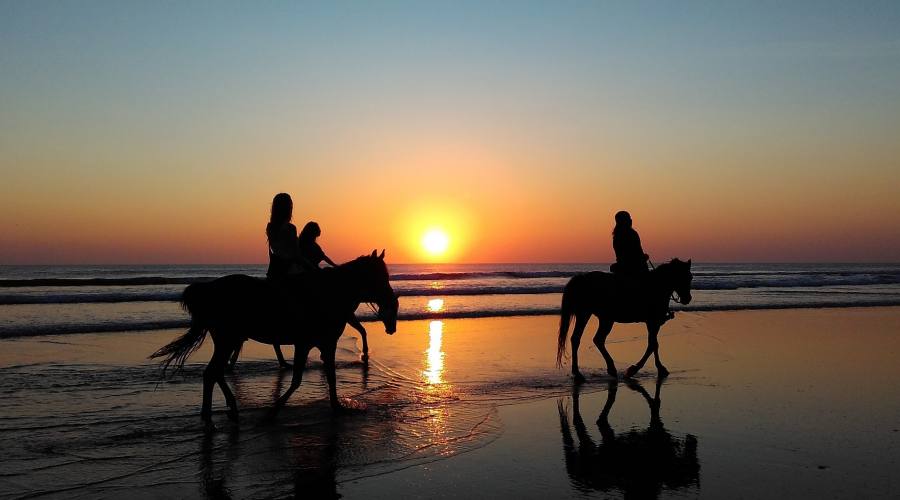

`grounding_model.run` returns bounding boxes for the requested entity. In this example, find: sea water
[1,263,899,338]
